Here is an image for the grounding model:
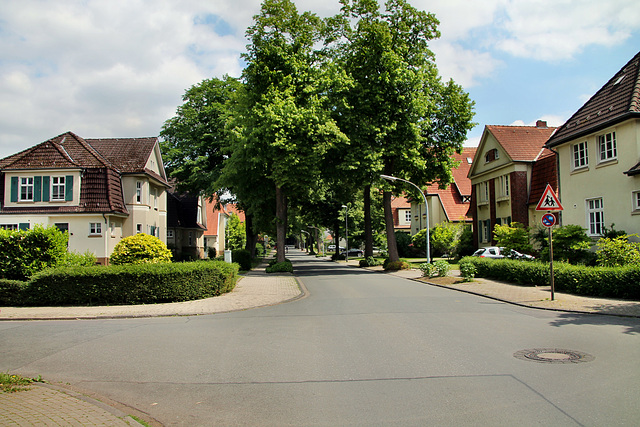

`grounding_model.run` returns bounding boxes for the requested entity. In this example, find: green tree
[541,224,592,264]
[596,234,640,267]
[493,222,533,255]
[238,0,348,262]
[335,0,475,262]
[226,213,246,250]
